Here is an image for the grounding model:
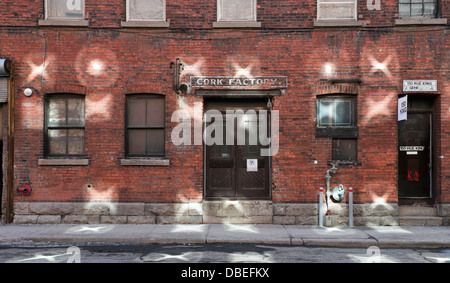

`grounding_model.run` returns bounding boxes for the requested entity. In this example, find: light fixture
[179,83,188,94]
[0,59,11,77]
[170,58,186,94]
[24,88,33,97]
[324,63,334,75]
